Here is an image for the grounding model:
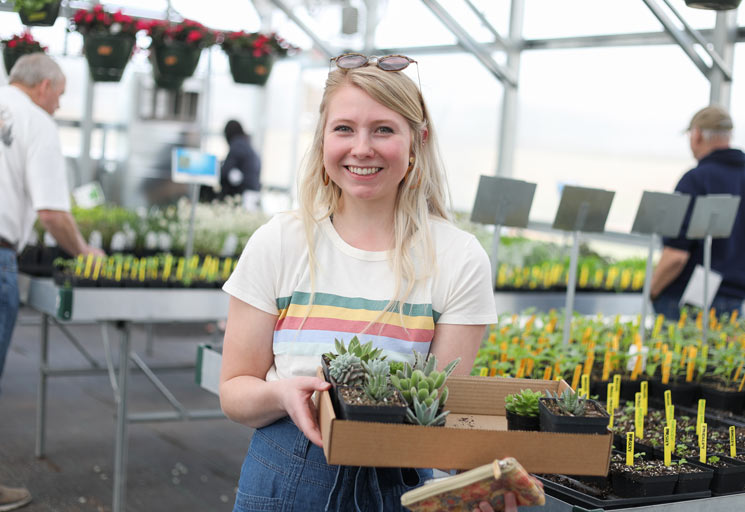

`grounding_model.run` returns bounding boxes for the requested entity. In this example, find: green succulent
[504,389,542,417]
[405,393,450,426]
[328,353,365,386]
[361,358,393,401]
[325,336,385,363]
[545,388,587,416]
